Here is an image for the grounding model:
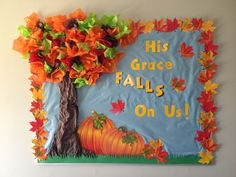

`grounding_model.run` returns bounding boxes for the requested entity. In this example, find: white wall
[0,0,235,177]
